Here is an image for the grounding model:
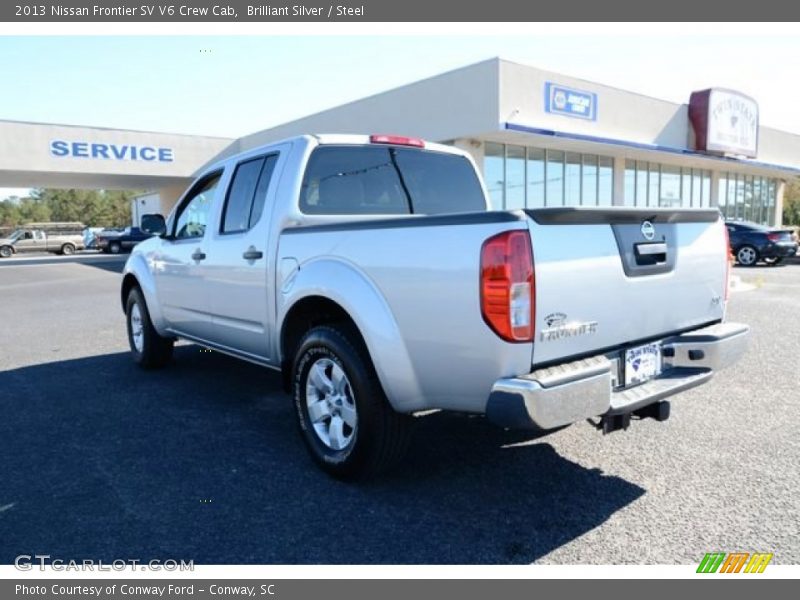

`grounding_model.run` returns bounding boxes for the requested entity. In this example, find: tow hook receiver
[592,401,671,434]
